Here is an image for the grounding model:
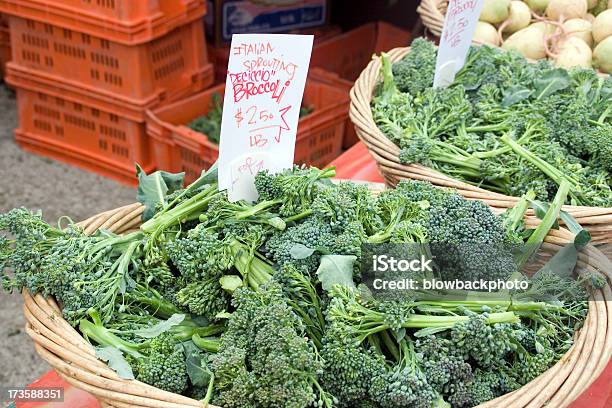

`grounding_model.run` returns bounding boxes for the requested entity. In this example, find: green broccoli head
[211,283,325,408]
[137,333,188,394]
